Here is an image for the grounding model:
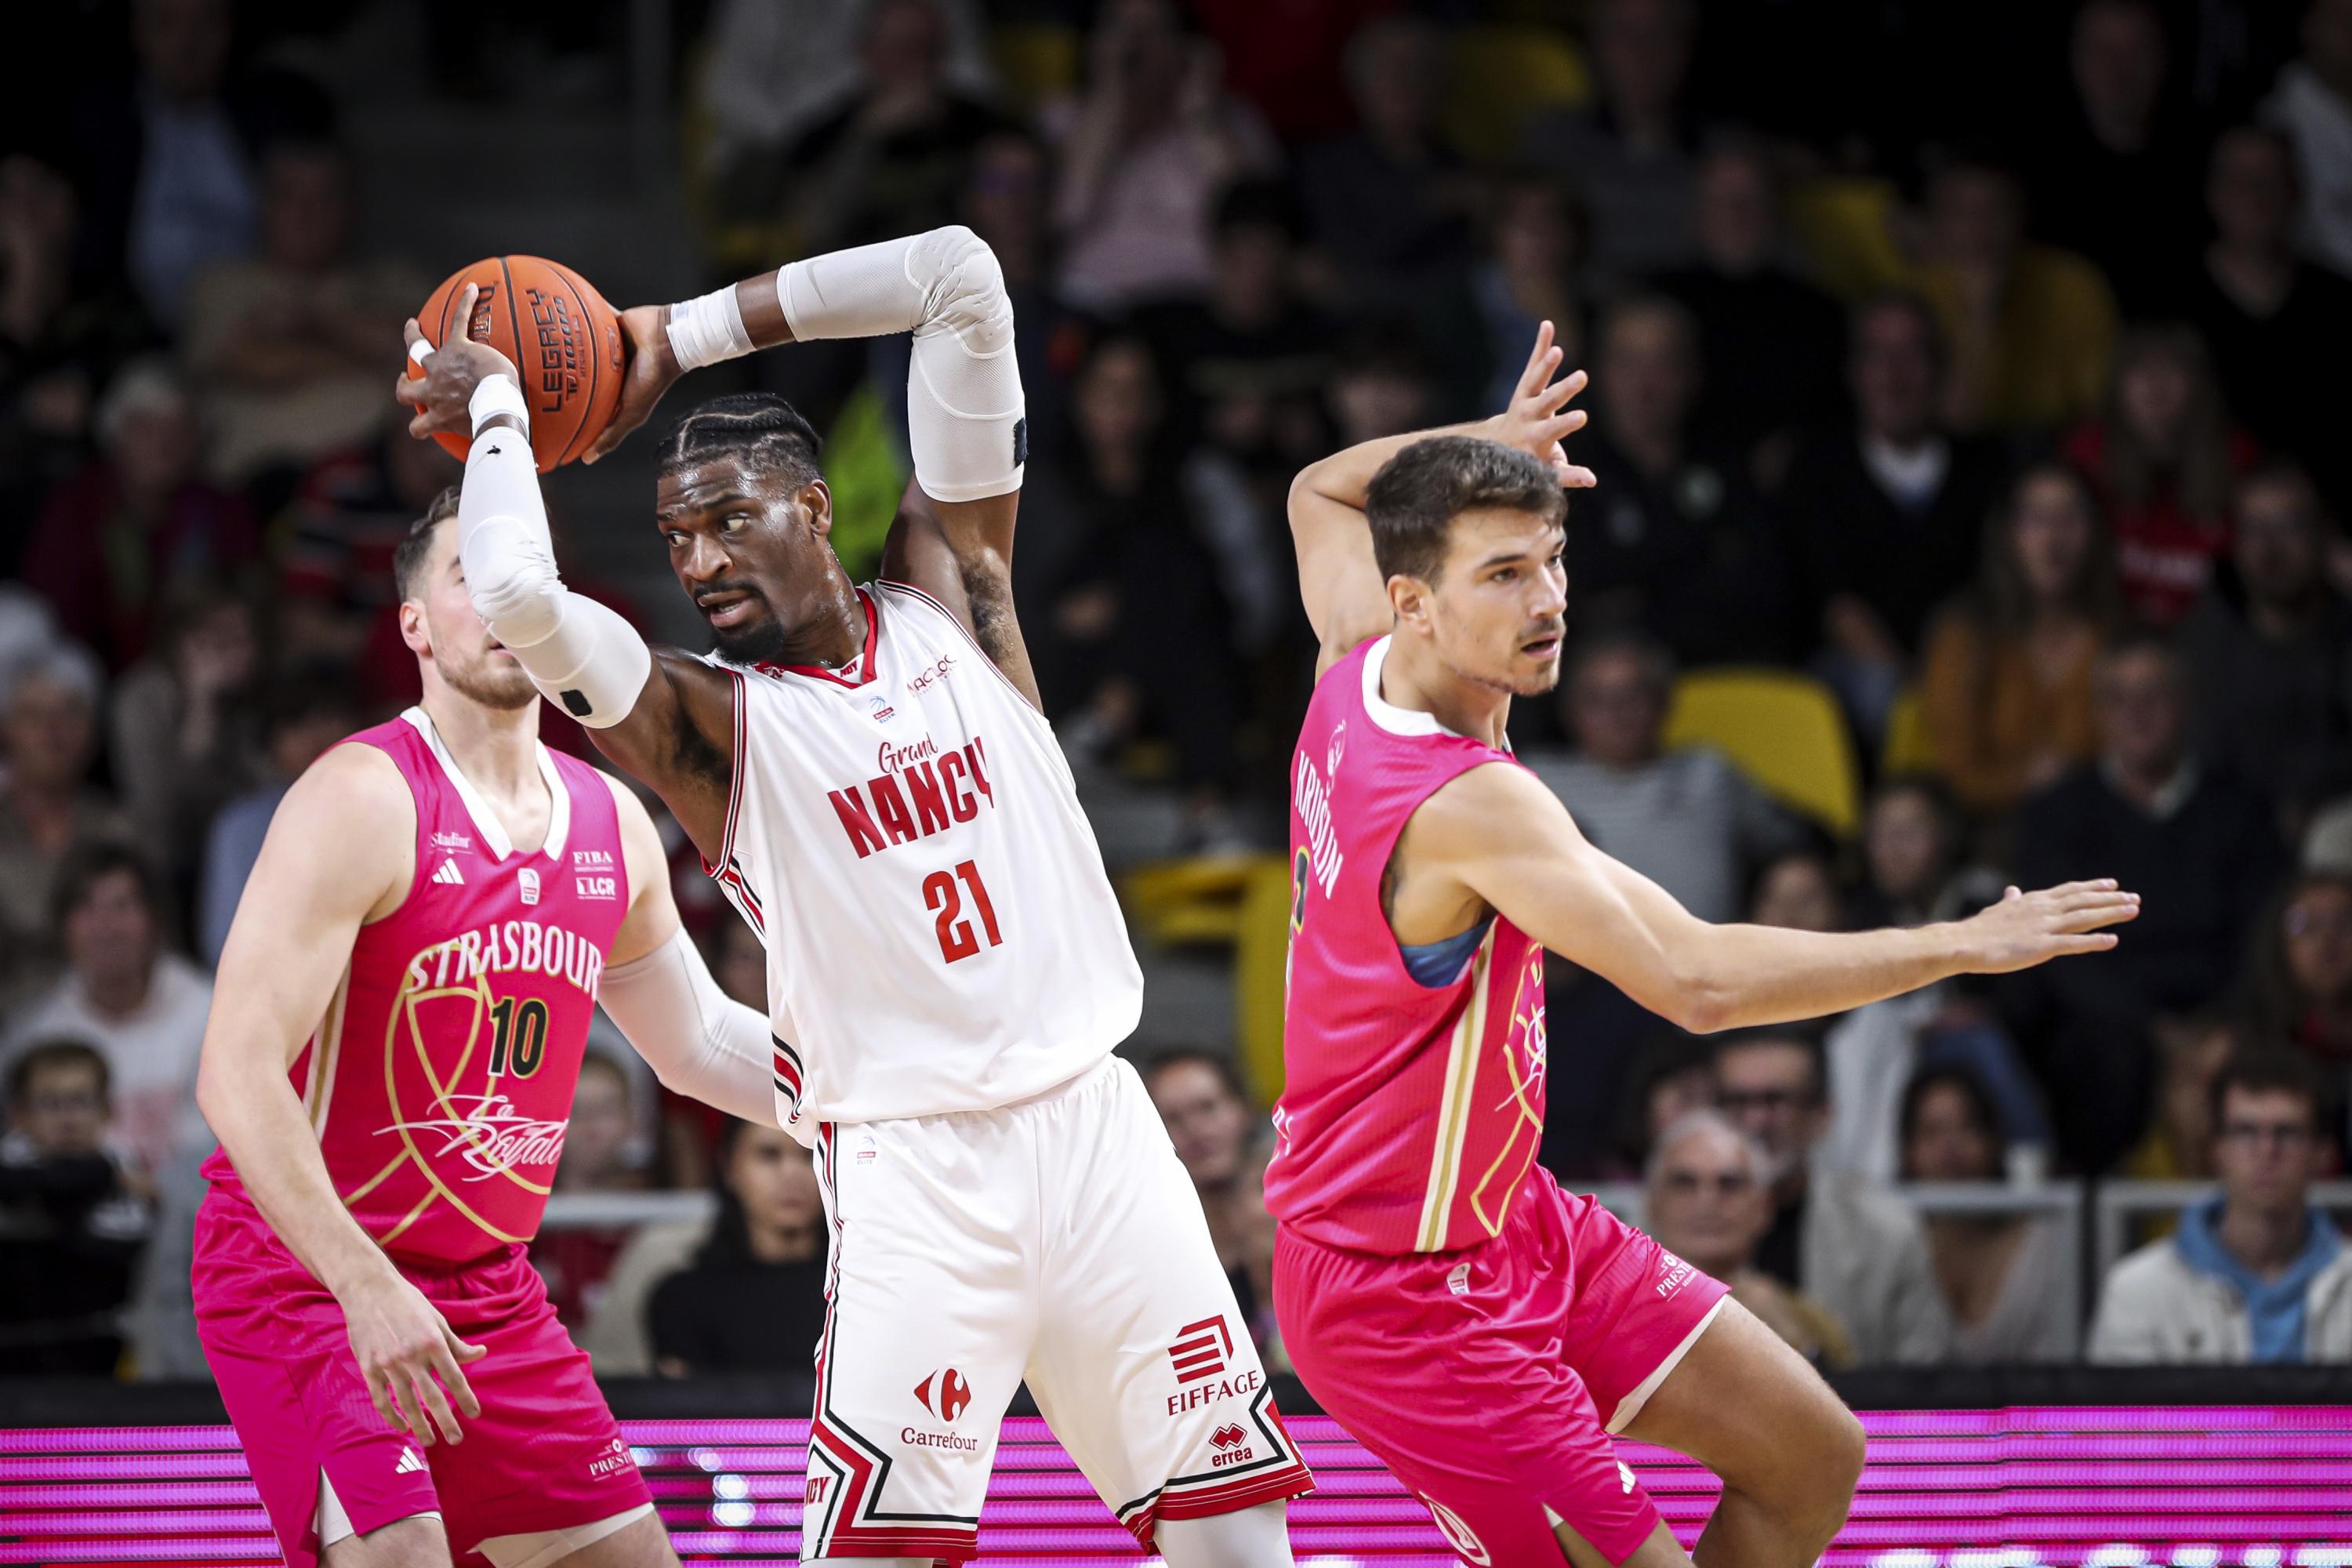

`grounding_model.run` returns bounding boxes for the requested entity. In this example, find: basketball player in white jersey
[398,229,1309,1566]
